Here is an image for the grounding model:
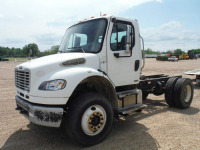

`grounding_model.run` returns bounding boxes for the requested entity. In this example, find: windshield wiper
[80,47,86,53]
[67,46,86,53]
